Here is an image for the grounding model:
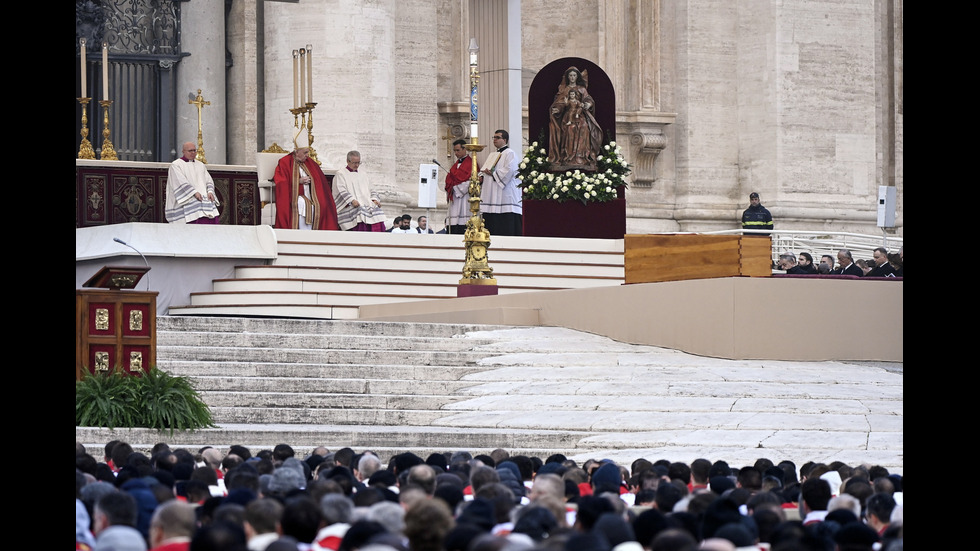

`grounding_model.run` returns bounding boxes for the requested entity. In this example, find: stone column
[177,0,227,164]
[264,0,409,212]
[226,0,261,166]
